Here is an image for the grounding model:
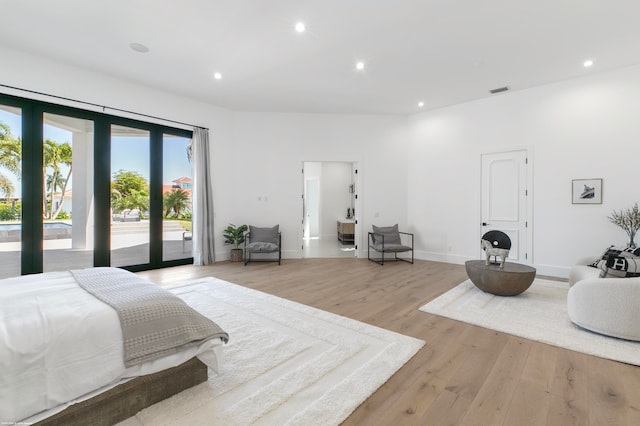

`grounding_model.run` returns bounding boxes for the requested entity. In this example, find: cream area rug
[119,277,424,426]
[419,278,640,366]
